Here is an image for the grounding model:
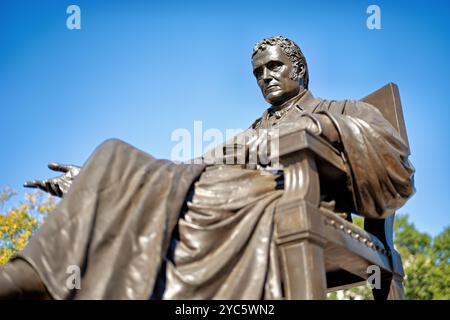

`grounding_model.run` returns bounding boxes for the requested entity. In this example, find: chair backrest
[361,82,410,151]
[359,83,409,252]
